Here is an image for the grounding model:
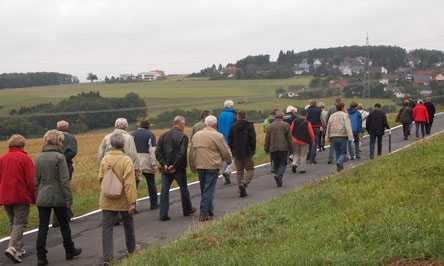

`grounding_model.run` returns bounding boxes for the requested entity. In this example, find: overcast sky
[1,0,443,81]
